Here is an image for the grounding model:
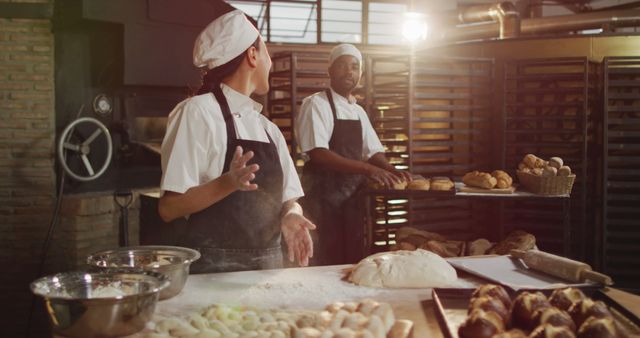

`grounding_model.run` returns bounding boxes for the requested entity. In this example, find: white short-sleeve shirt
[160,83,303,203]
[295,89,384,161]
